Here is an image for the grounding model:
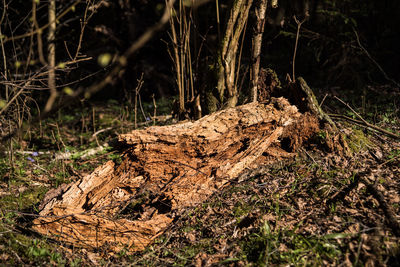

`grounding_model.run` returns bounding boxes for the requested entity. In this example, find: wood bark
[251,0,268,102]
[33,97,319,254]
[216,0,253,108]
[44,0,57,112]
